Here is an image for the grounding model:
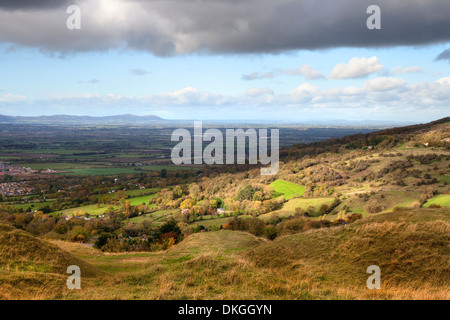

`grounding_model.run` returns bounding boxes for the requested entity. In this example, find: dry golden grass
[1,207,449,300]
